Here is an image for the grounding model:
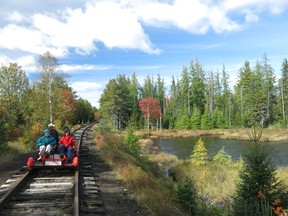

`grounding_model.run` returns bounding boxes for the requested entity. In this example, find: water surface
[153,136,288,166]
